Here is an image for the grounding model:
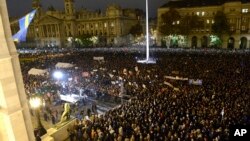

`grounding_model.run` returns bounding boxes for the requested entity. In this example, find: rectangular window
[242,9,248,13]
[202,12,205,16]
[206,19,210,24]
